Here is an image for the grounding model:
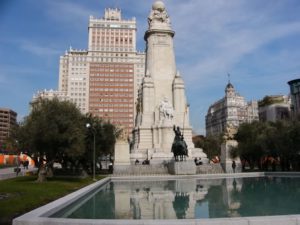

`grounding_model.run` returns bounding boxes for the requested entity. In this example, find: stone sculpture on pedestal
[221,123,242,173]
[130,1,208,165]
[171,126,188,161]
